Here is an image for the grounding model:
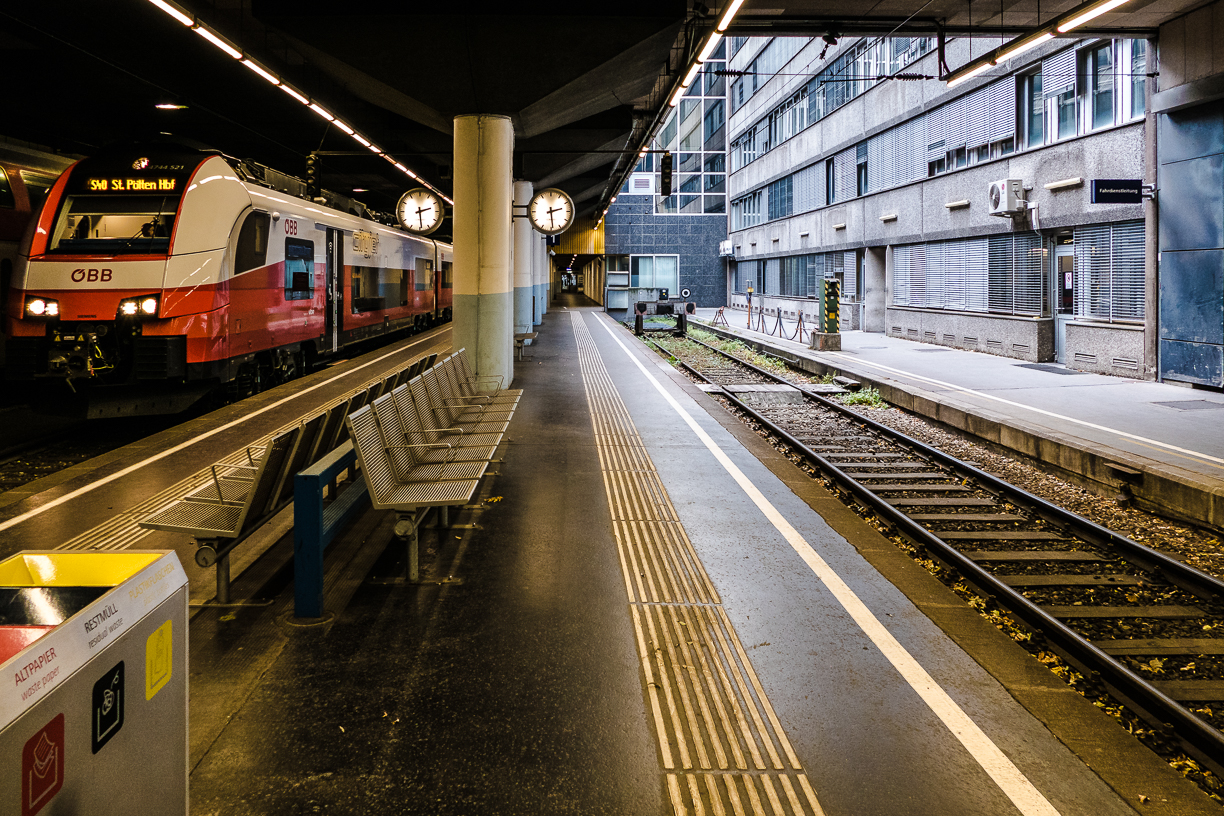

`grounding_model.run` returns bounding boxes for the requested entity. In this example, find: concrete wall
[1065,321,1146,378]
[885,308,1053,362]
